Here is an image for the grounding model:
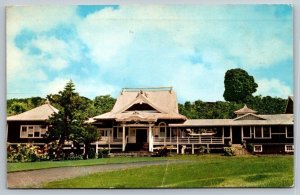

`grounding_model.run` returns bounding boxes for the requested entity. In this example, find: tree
[7,97,46,116]
[74,124,100,159]
[8,102,28,115]
[93,95,116,115]
[46,80,88,160]
[223,68,258,103]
